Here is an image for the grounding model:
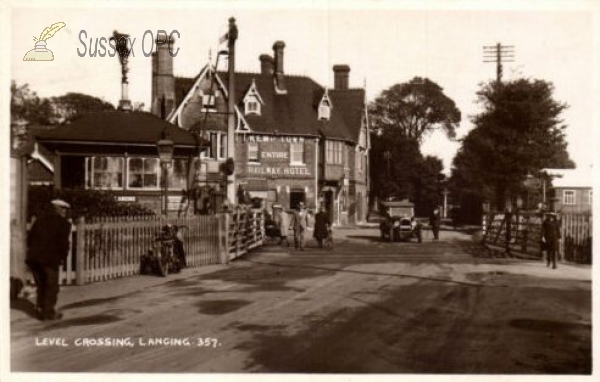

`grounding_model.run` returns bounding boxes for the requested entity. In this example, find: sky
[7,0,599,175]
